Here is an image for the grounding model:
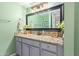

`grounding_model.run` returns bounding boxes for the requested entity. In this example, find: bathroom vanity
[15,33,64,56]
[15,3,64,56]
